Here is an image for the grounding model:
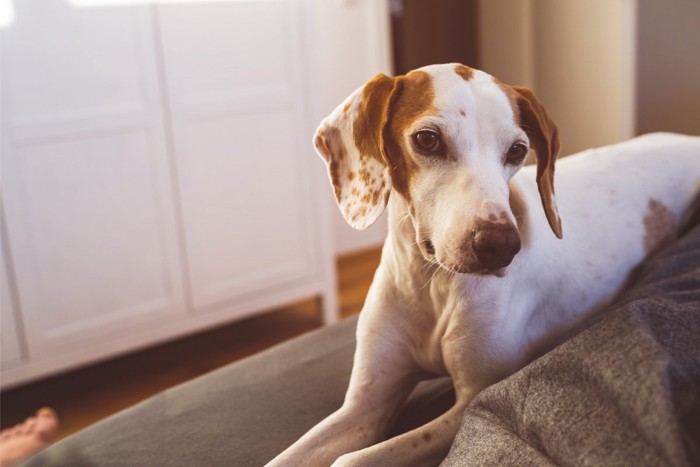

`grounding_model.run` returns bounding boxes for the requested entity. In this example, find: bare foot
[0,408,59,467]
